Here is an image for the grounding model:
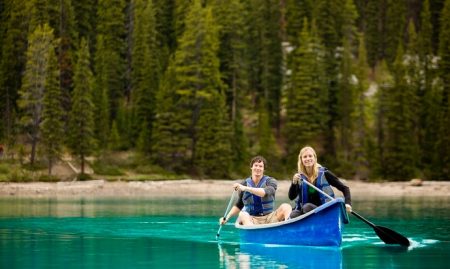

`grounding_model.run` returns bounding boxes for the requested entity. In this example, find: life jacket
[242,175,275,216]
[295,167,335,209]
